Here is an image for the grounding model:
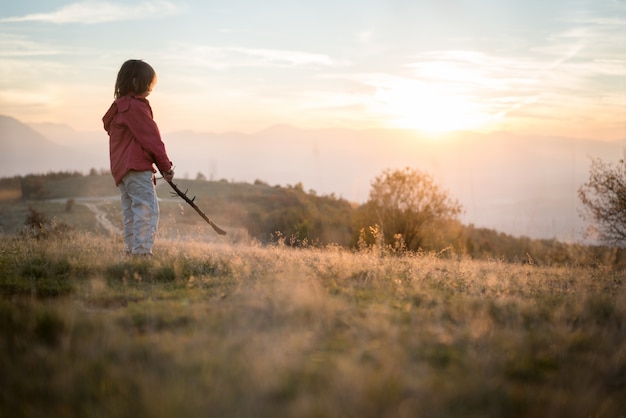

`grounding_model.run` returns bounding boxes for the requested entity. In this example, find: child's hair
[114,59,156,99]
